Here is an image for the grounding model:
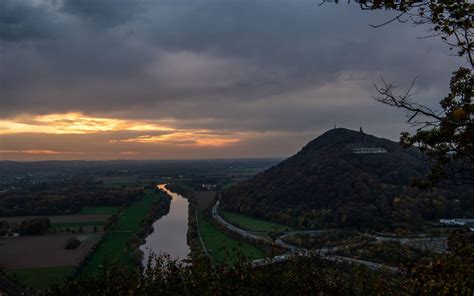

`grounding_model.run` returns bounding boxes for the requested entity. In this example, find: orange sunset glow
[0,112,254,160]
[0,113,175,135]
